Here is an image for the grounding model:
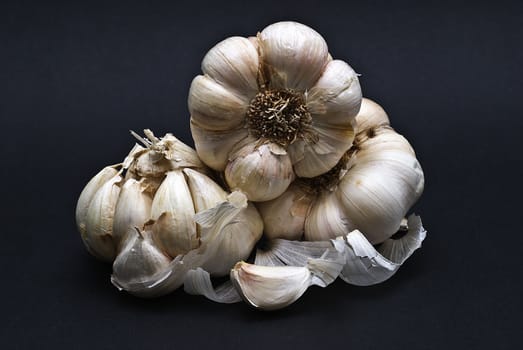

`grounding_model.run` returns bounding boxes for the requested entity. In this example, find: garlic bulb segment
[188,75,249,131]
[256,182,313,240]
[225,142,295,202]
[338,214,426,286]
[190,121,249,171]
[258,21,329,91]
[112,228,171,288]
[189,21,362,202]
[304,191,353,241]
[83,174,122,262]
[150,170,198,257]
[306,60,362,127]
[201,36,259,99]
[231,262,312,310]
[195,191,263,276]
[76,165,119,237]
[112,179,152,251]
[353,97,390,134]
[337,129,424,244]
[288,122,355,178]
